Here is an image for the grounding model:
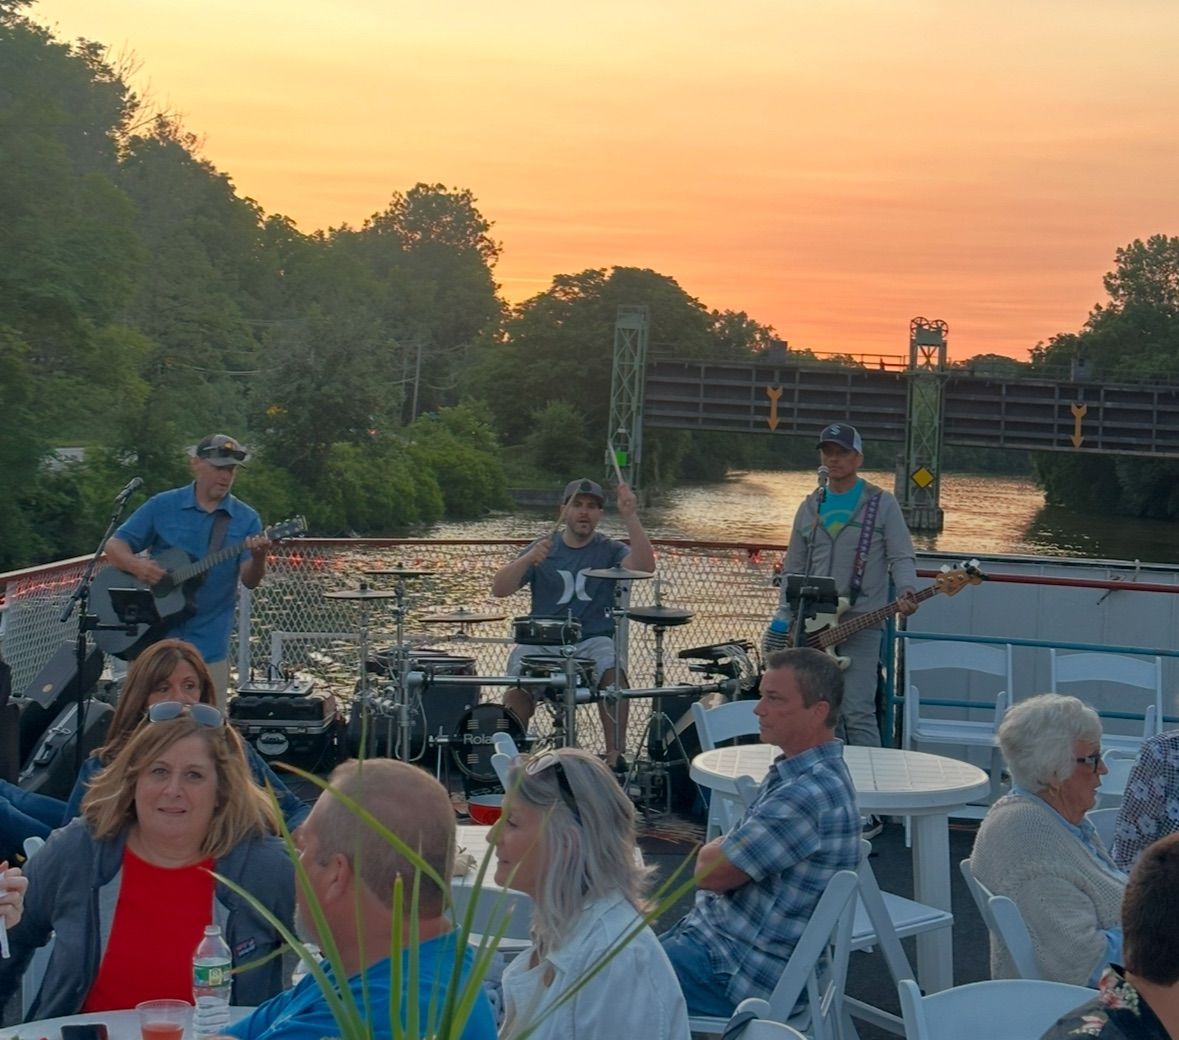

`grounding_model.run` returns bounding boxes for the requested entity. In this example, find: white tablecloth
[691,743,990,992]
[19,1007,254,1040]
